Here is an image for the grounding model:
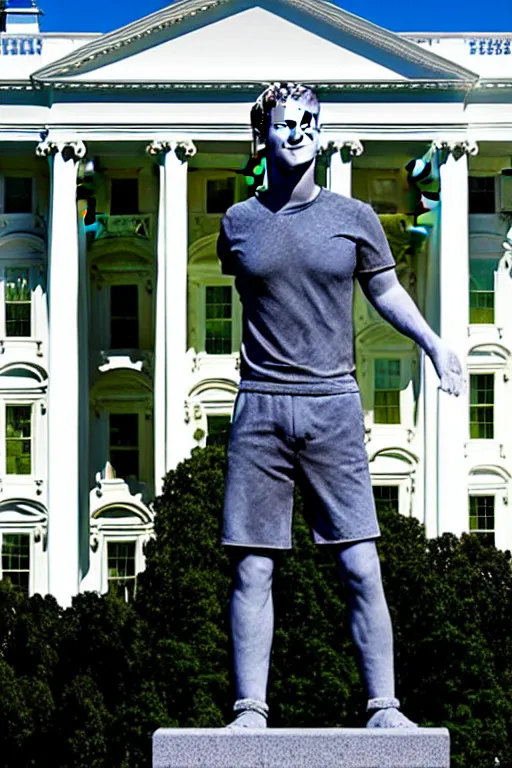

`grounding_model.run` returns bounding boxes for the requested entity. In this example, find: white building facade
[0,0,511,606]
